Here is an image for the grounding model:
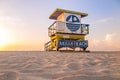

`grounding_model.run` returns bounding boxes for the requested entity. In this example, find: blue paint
[66,15,80,23]
[66,15,80,32]
[75,40,88,48]
[58,40,74,47]
[66,23,80,32]
[58,40,88,48]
